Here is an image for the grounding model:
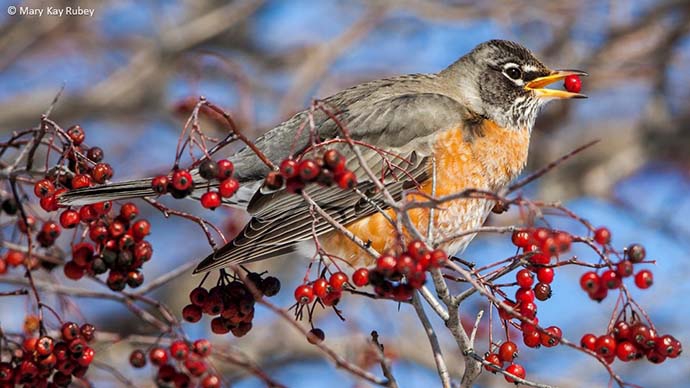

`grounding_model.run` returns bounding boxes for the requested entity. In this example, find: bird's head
[443,39,587,131]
